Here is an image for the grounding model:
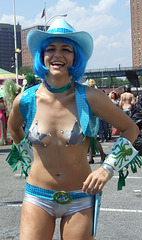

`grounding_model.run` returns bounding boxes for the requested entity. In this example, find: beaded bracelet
[101,163,114,179]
